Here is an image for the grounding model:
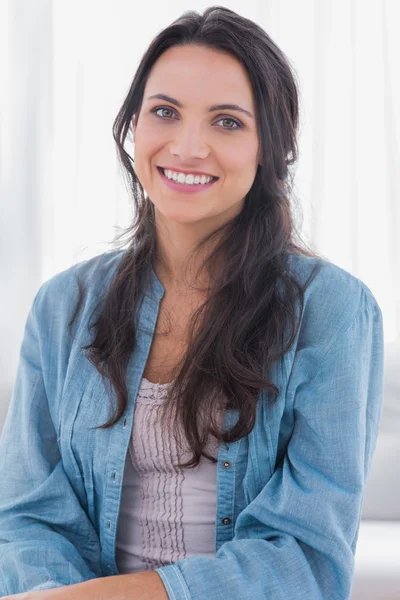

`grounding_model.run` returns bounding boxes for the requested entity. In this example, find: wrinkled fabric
[0,249,384,599]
